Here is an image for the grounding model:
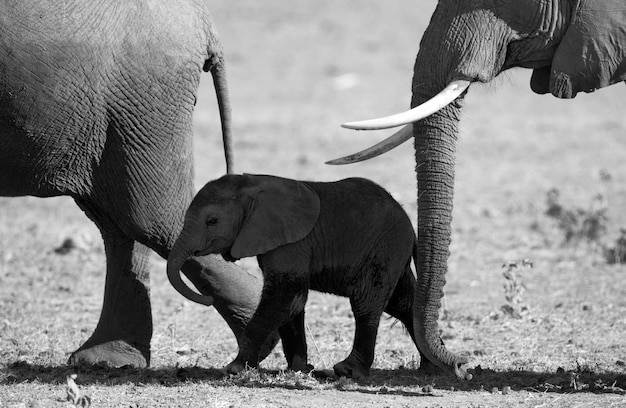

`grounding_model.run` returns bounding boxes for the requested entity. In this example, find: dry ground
[1,1,626,407]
